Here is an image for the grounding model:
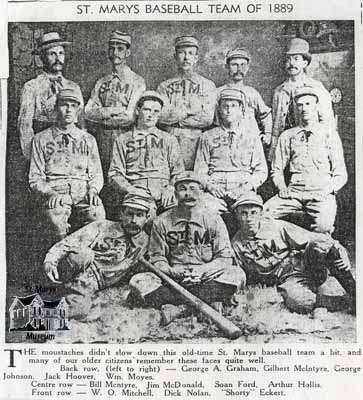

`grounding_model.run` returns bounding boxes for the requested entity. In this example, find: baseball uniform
[29,124,105,240]
[265,122,347,233]
[129,205,245,307]
[232,217,355,313]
